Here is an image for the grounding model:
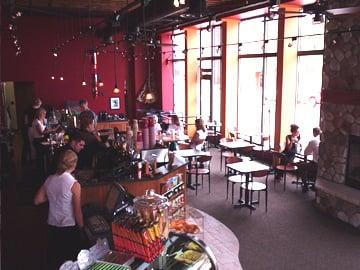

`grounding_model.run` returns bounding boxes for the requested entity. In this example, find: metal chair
[220,137,234,172]
[225,156,245,204]
[186,155,212,195]
[272,151,298,191]
[240,169,269,213]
